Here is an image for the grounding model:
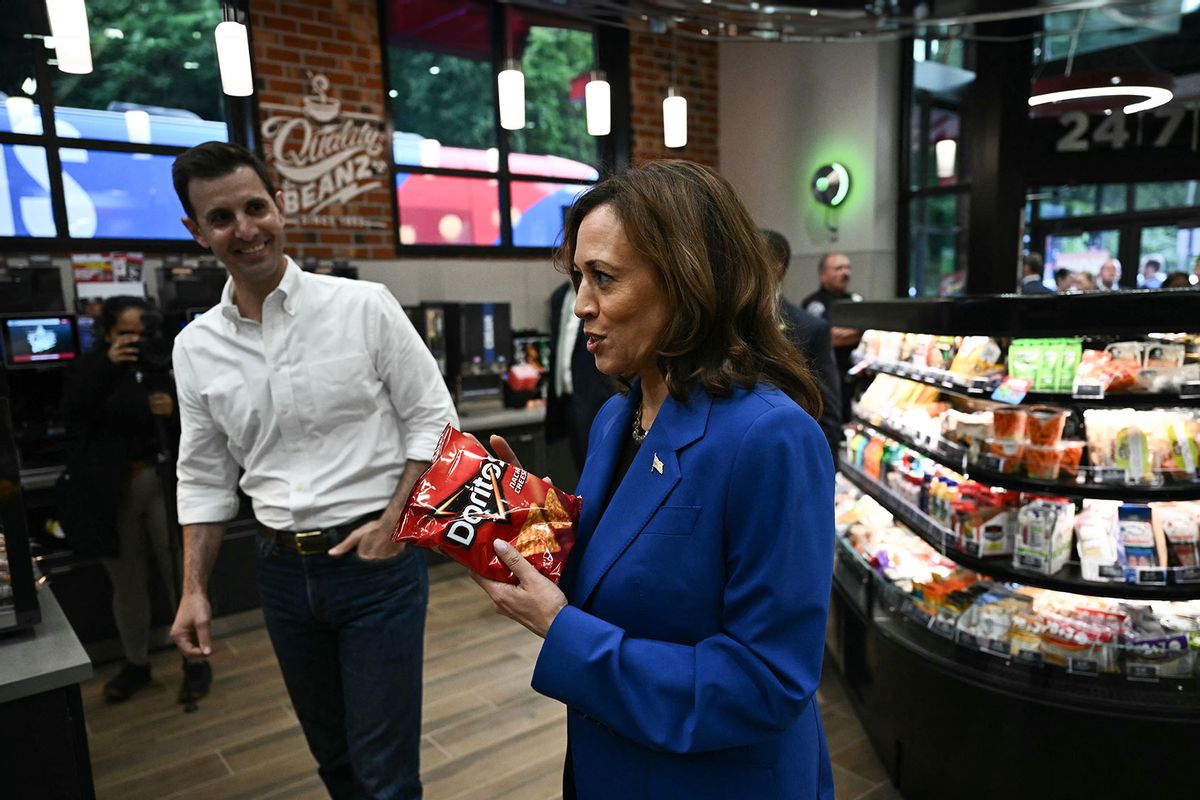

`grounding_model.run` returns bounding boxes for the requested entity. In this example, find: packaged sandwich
[393,425,581,584]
